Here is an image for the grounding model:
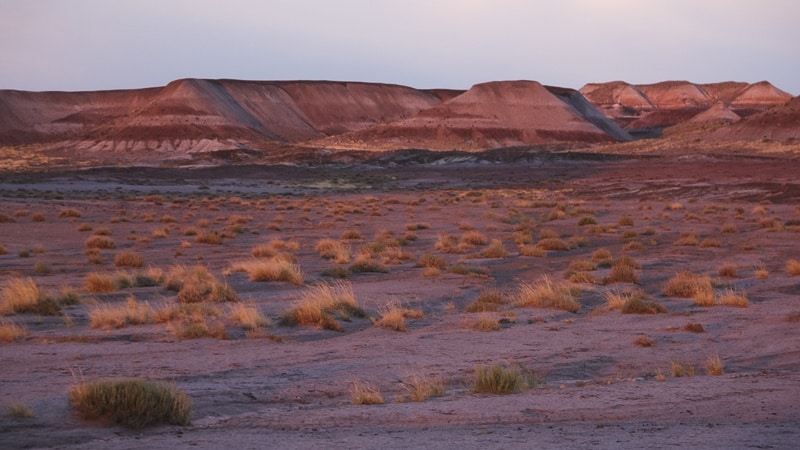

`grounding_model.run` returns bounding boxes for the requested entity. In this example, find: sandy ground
[1,153,799,449]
